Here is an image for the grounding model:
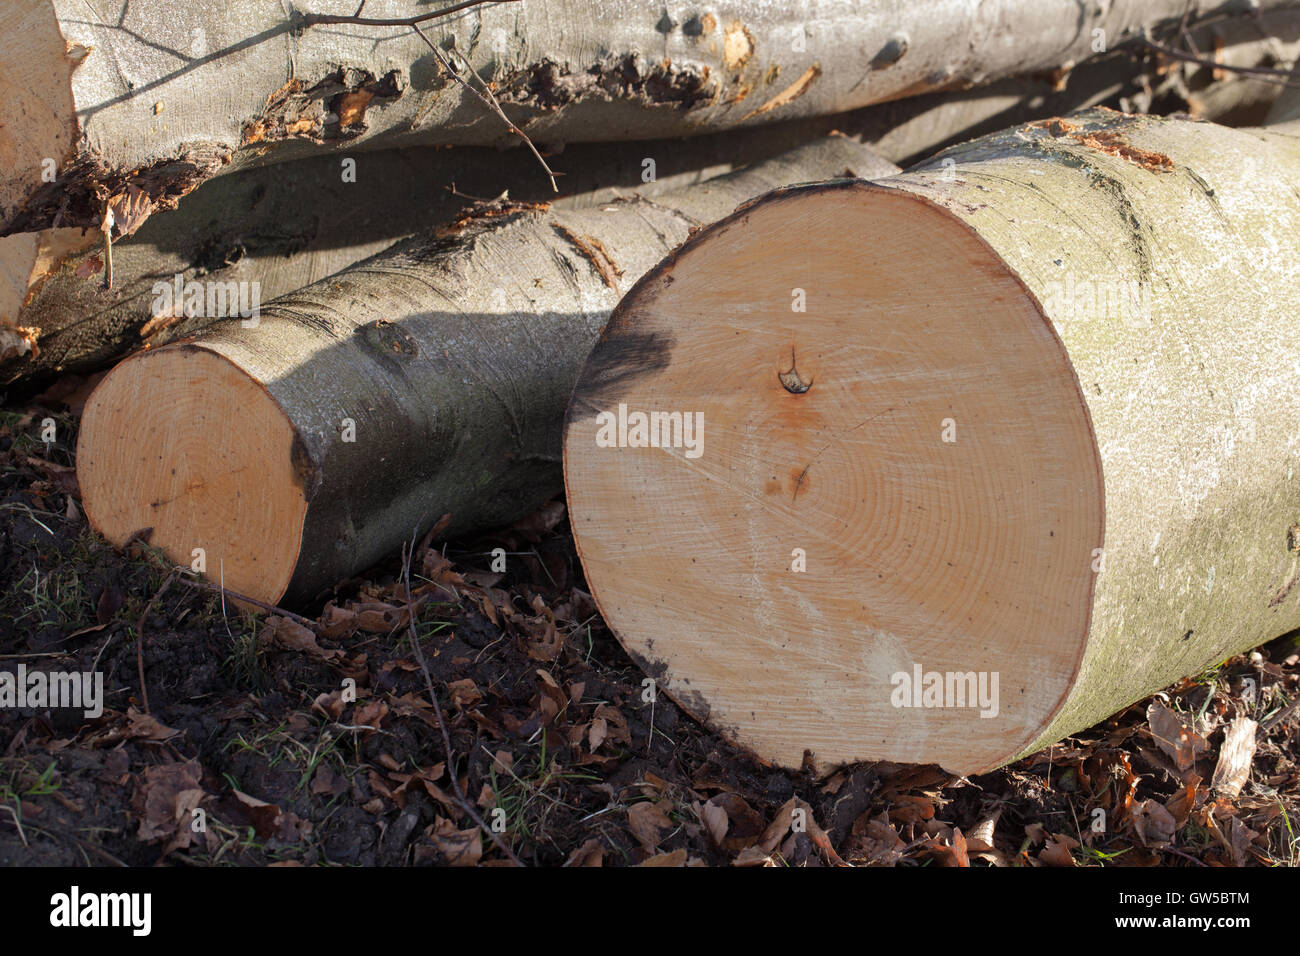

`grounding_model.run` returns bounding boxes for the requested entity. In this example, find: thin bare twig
[295,0,521,30]
[135,569,177,714]
[1263,694,1300,732]
[0,805,27,847]
[295,0,557,189]
[402,532,524,866]
[174,576,324,633]
[1144,36,1300,86]
[1160,844,1208,867]
[410,24,558,192]
[100,206,115,291]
